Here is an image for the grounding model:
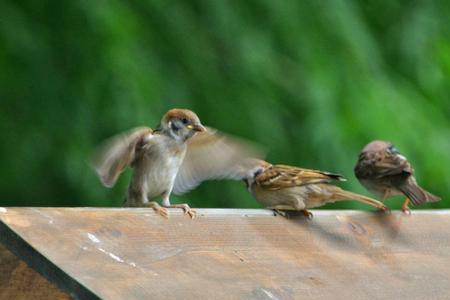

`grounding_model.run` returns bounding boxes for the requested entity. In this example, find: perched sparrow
[242,160,388,218]
[93,108,262,218]
[354,140,440,214]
